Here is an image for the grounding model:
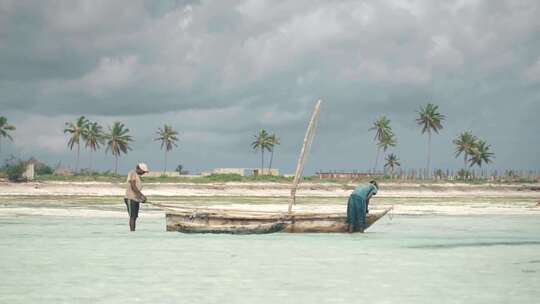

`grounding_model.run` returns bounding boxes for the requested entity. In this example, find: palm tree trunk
[89,149,93,172]
[373,147,381,173]
[427,131,431,178]
[76,143,80,173]
[269,149,274,171]
[114,155,119,175]
[164,150,168,173]
[261,149,265,176]
[383,151,388,175]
